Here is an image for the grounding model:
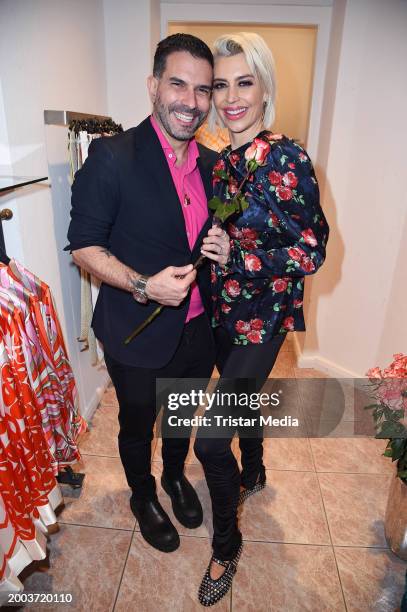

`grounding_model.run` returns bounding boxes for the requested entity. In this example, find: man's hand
[146,264,196,306]
[200,226,230,266]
